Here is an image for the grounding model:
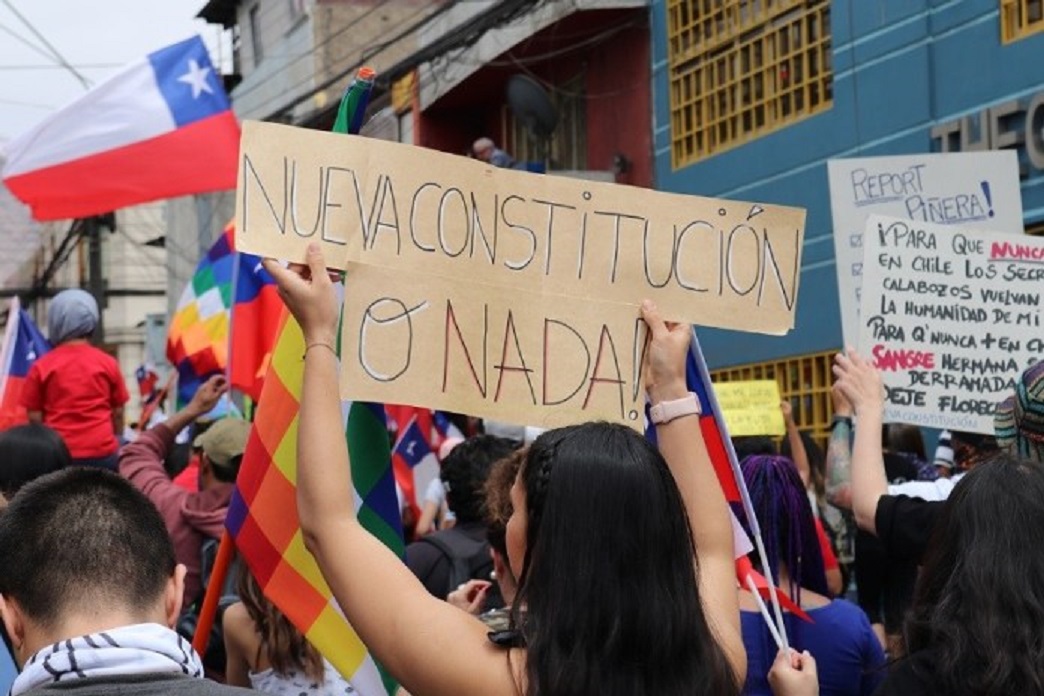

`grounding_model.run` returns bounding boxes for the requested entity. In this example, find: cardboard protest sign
[341,262,649,430]
[857,214,1042,434]
[714,380,785,436]
[235,121,807,428]
[828,152,1023,348]
[236,121,805,333]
